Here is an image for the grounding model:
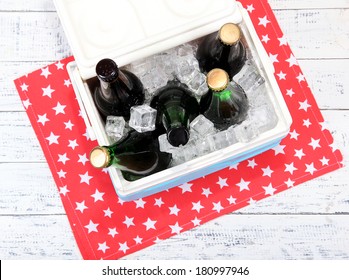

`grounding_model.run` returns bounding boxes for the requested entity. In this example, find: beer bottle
[200,68,249,130]
[196,23,246,79]
[93,58,145,120]
[89,131,172,180]
[150,80,200,147]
